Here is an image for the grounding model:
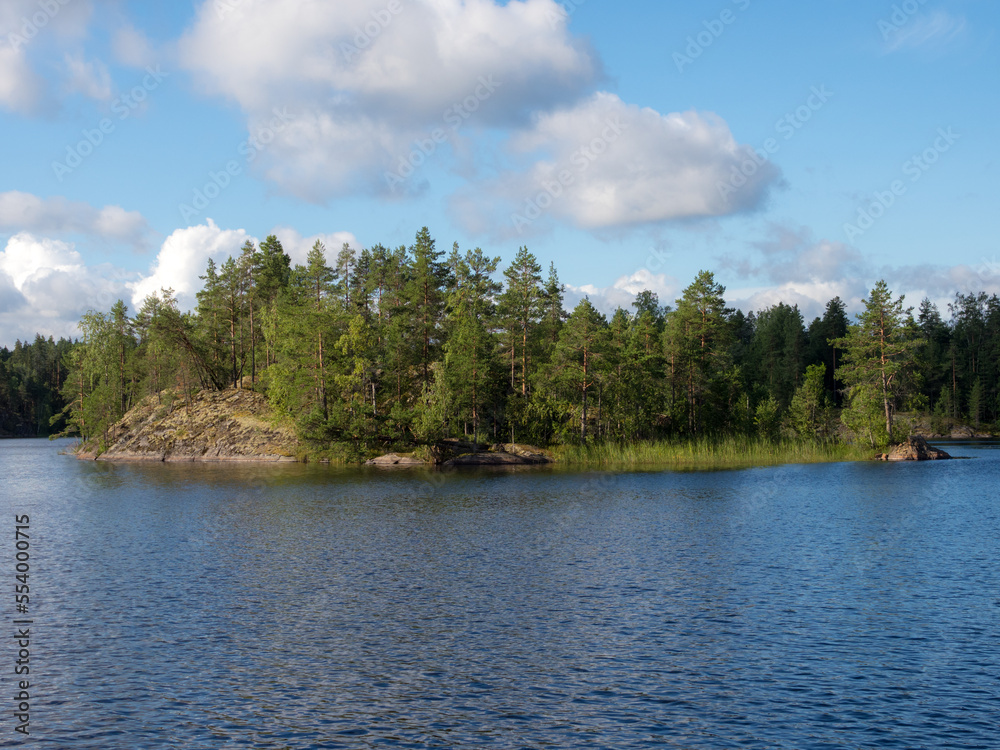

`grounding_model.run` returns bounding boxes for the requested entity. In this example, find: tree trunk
[522,324,528,396]
[581,344,589,441]
[249,300,255,386]
[318,331,327,420]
